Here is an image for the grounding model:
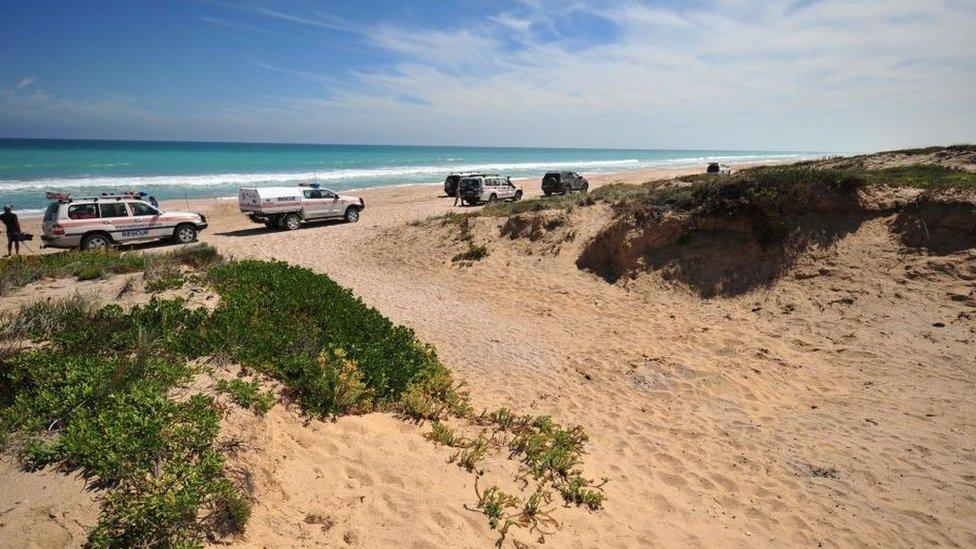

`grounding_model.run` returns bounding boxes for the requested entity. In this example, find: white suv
[238,185,365,230]
[457,175,523,206]
[41,193,208,250]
